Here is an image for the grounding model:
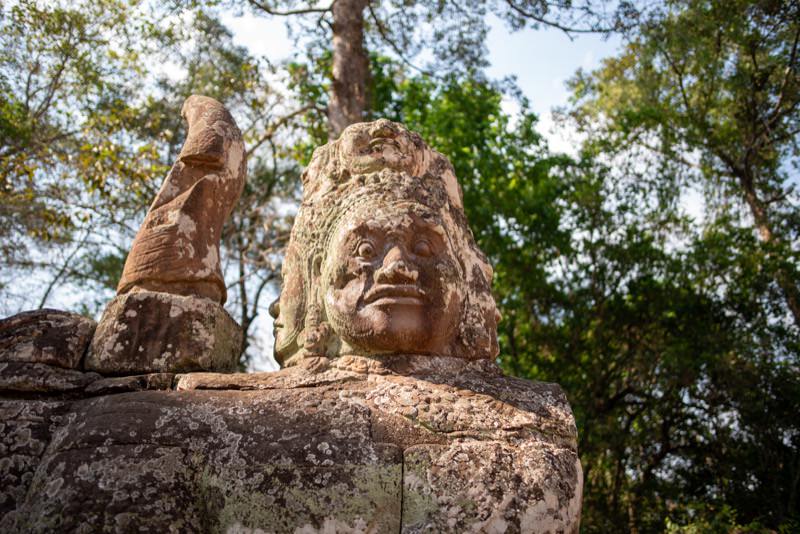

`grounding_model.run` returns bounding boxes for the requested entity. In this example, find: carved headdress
[274,119,499,366]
